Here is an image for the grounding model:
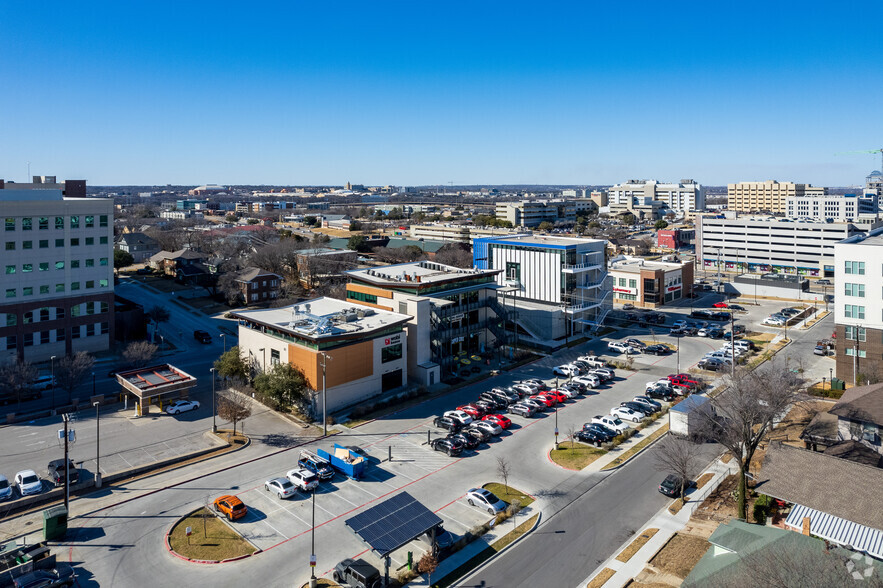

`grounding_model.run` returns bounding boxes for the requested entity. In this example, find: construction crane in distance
[836,148,883,171]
